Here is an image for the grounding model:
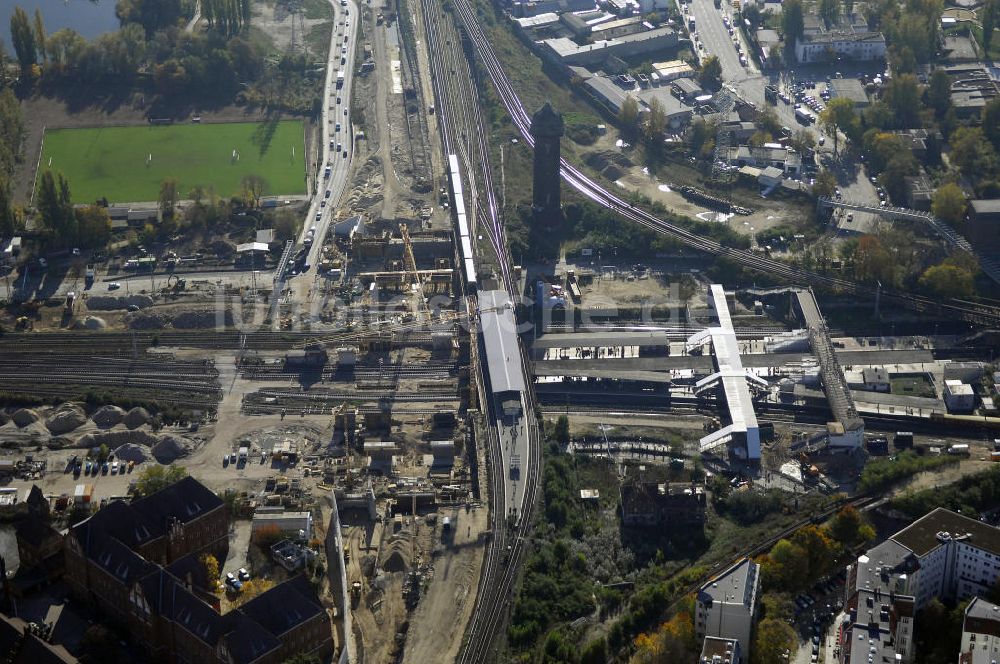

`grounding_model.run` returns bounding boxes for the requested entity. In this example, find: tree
[580,638,608,664]
[619,96,641,140]
[884,74,921,128]
[134,464,188,497]
[813,169,838,198]
[0,179,15,237]
[761,539,809,591]
[931,182,967,227]
[36,170,76,242]
[240,174,267,209]
[781,0,805,40]
[985,0,997,56]
[926,68,951,118]
[756,107,783,136]
[551,415,570,446]
[230,578,275,607]
[767,43,783,69]
[643,96,667,146]
[282,656,321,664]
[820,97,859,155]
[854,235,895,283]
[32,9,46,64]
[829,505,875,547]
[9,7,37,73]
[984,97,1000,151]
[950,127,999,178]
[753,618,796,664]
[790,129,816,154]
[698,55,722,89]
[632,612,698,664]
[919,262,975,298]
[159,178,178,219]
[201,553,223,592]
[818,0,840,24]
[75,205,111,248]
[791,524,840,579]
